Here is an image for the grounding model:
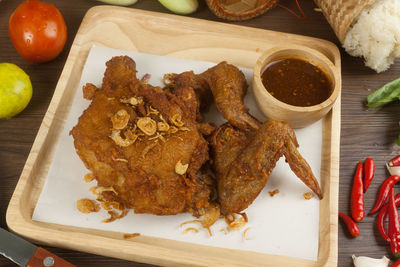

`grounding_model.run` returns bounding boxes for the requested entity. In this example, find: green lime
[0,63,32,119]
